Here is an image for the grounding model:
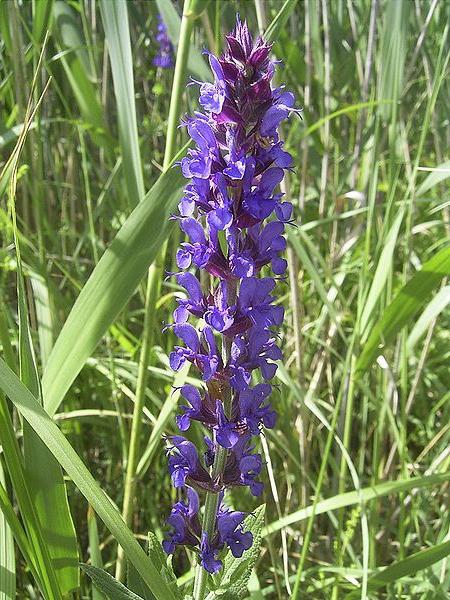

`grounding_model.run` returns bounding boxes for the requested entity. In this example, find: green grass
[0,0,449,599]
